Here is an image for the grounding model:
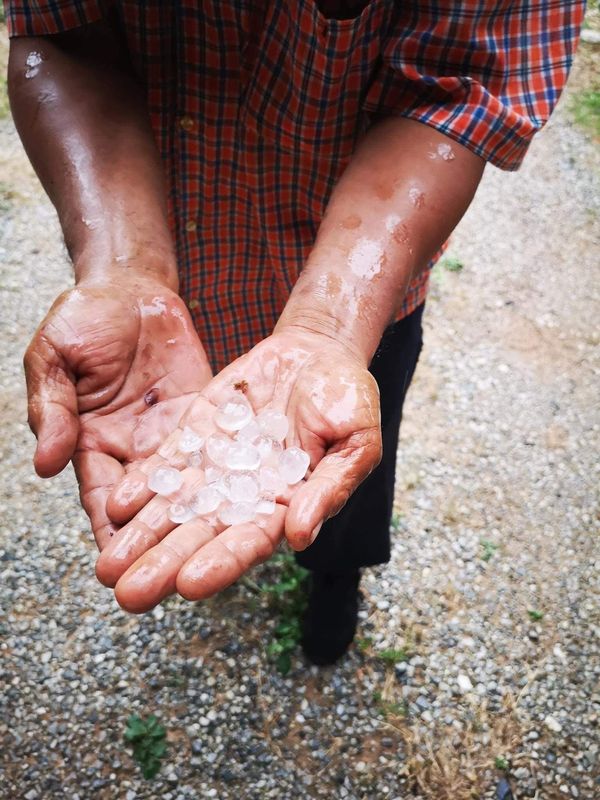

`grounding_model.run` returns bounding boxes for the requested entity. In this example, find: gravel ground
[1,23,599,800]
